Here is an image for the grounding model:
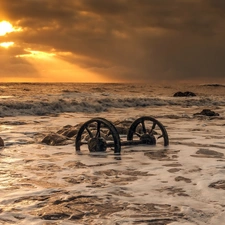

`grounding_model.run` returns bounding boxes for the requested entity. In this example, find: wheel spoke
[157,134,163,139]
[85,126,93,138]
[106,130,111,137]
[95,121,101,138]
[149,122,156,134]
[141,120,146,133]
[135,132,141,137]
